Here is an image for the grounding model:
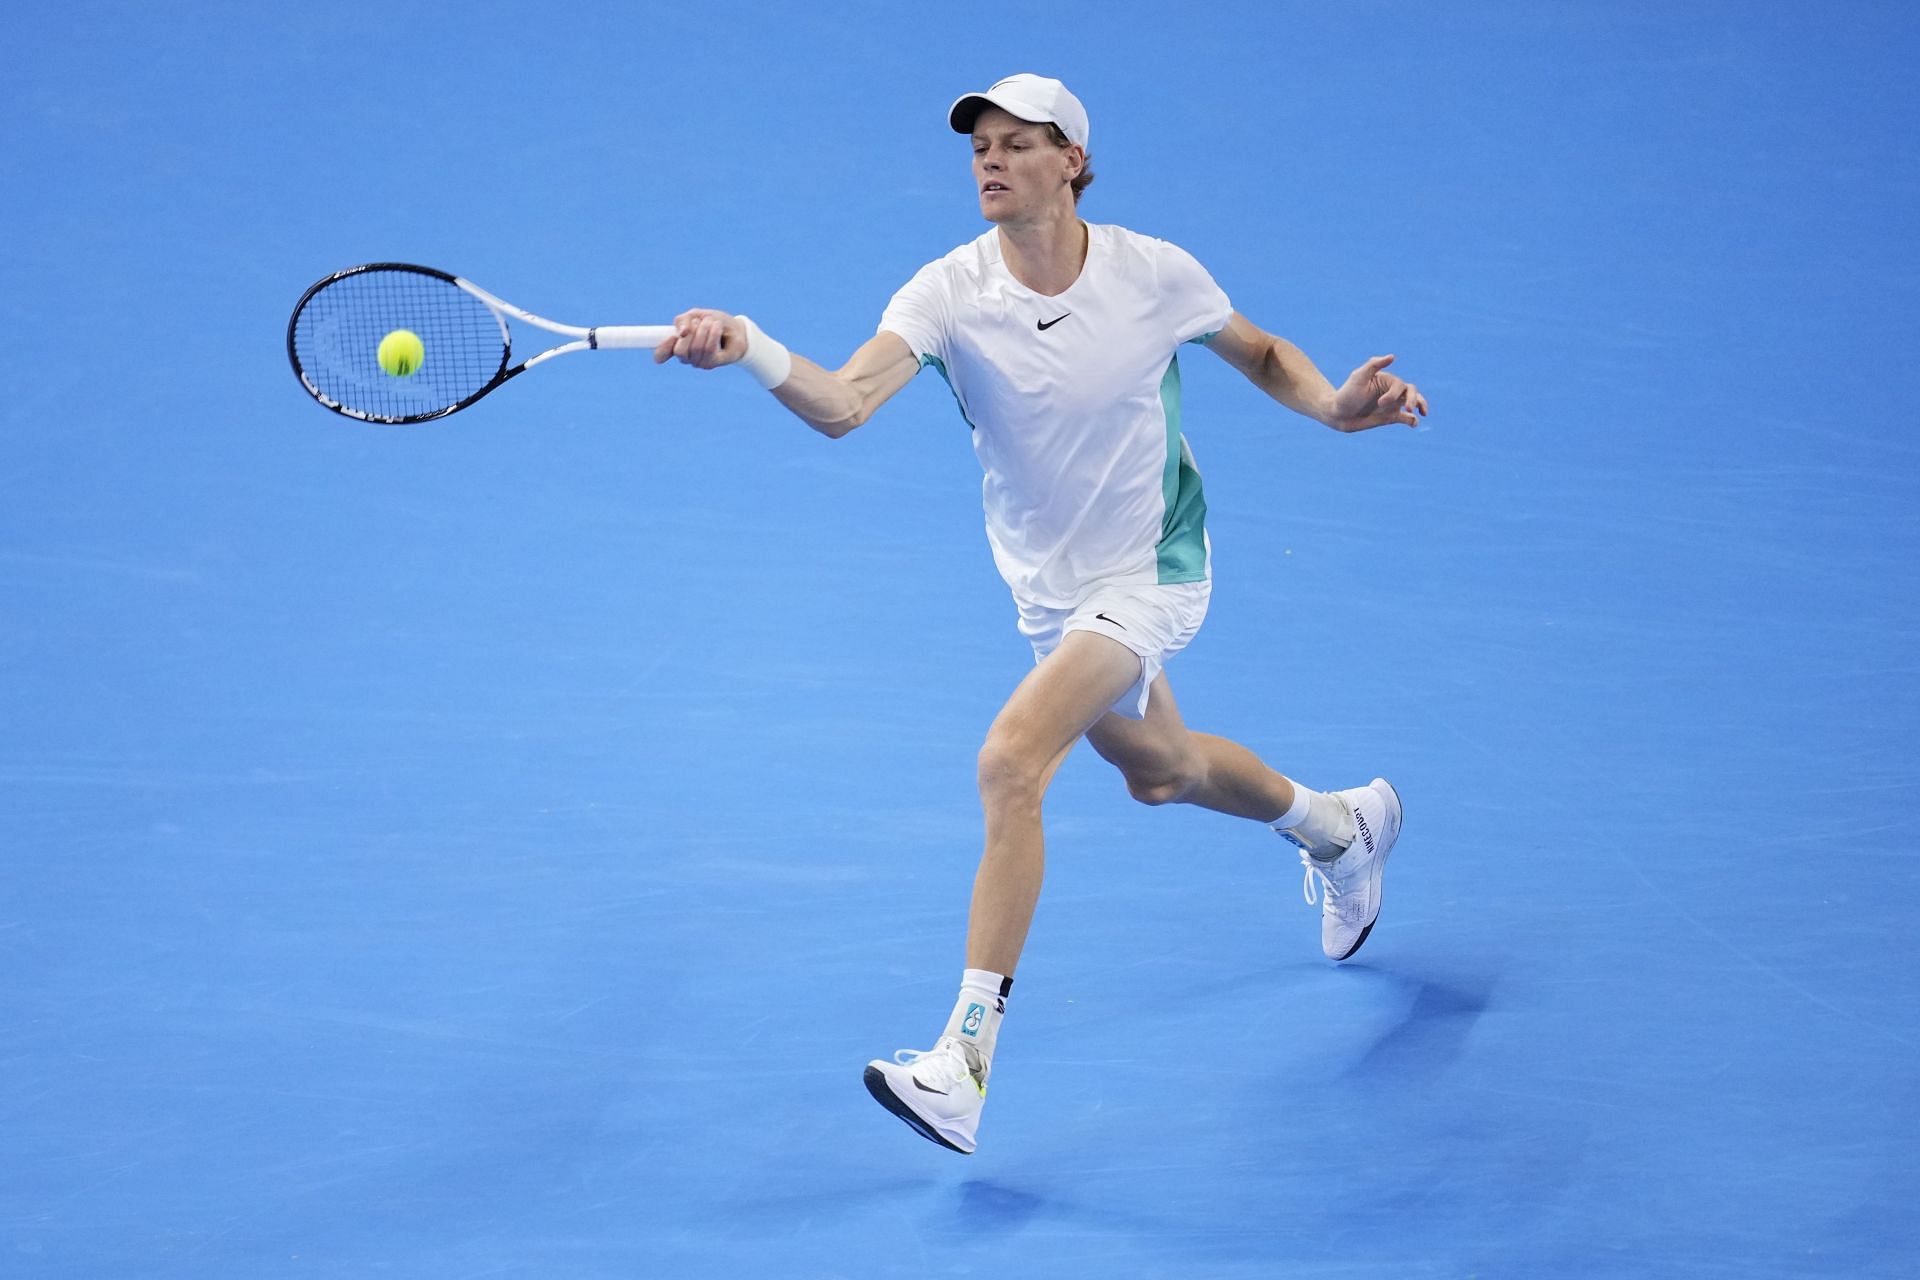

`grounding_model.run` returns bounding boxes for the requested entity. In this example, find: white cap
[948,73,1090,150]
